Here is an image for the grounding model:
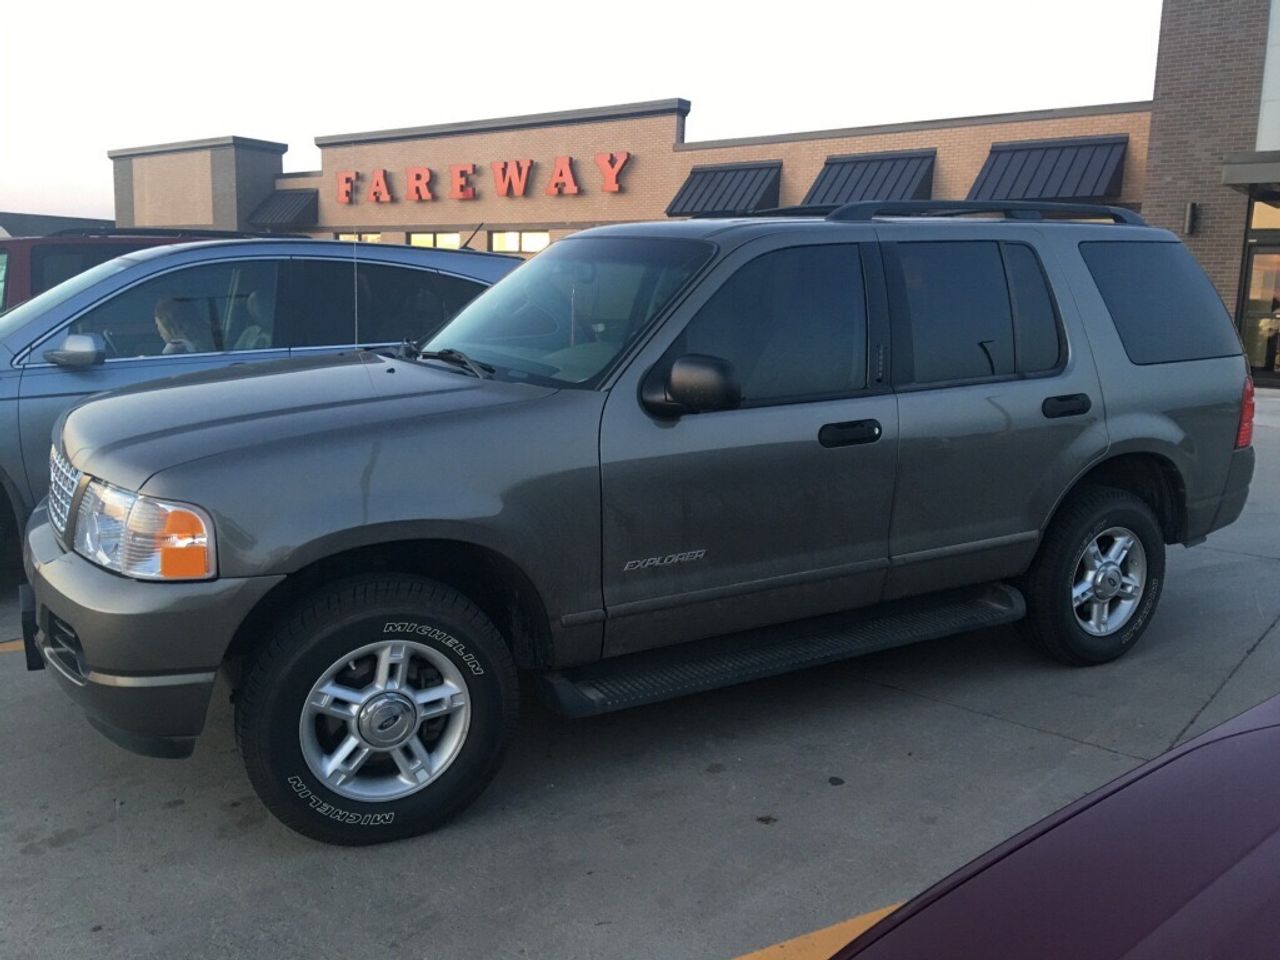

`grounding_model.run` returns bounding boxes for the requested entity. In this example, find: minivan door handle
[819,419,882,447]
[1042,394,1092,419]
